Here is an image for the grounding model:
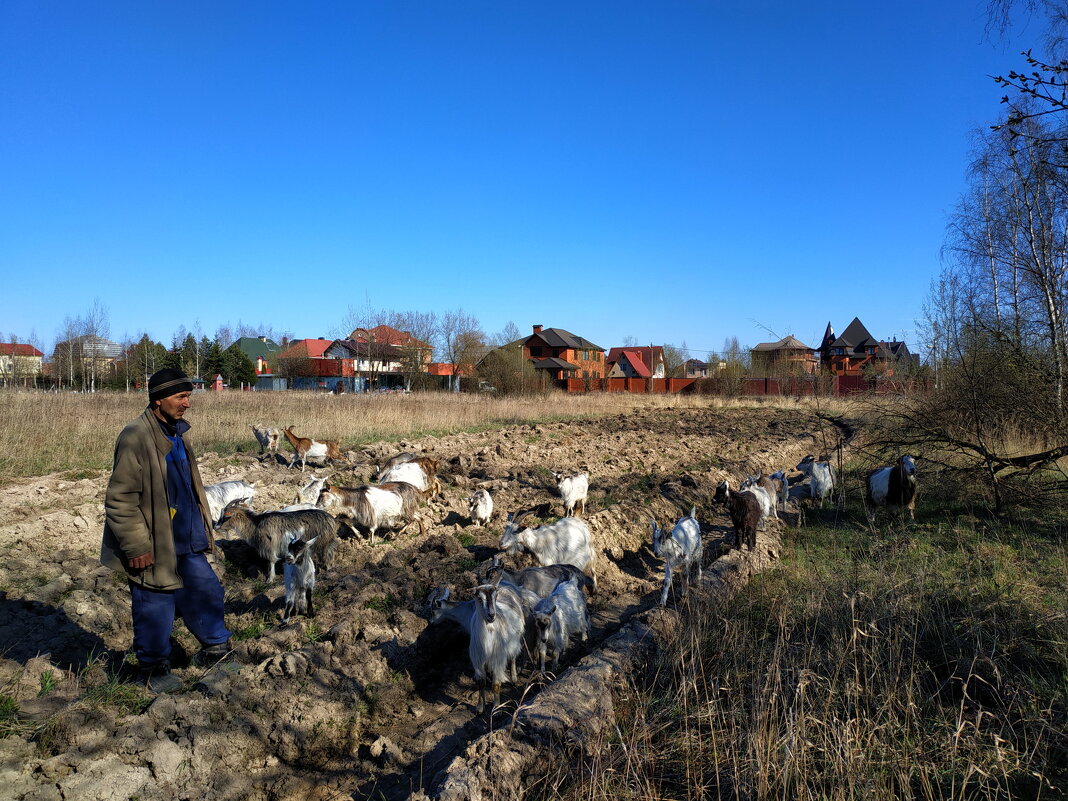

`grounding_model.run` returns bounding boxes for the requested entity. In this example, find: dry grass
[535,494,1068,800]
[0,389,851,480]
